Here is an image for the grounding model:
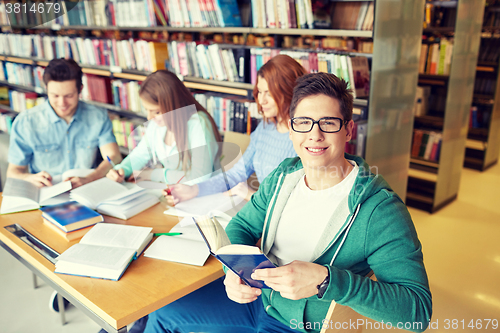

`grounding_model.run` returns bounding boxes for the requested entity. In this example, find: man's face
[47,80,80,121]
[289,94,353,172]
